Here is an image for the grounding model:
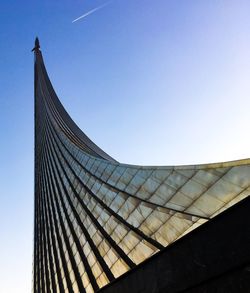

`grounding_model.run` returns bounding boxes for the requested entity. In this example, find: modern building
[33,38,250,293]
